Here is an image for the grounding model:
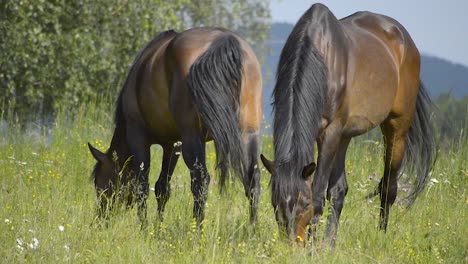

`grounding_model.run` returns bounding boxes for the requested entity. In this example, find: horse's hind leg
[181,134,210,226]
[242,133,261,225]
[154,144,181,221]
[379,117,410,231]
